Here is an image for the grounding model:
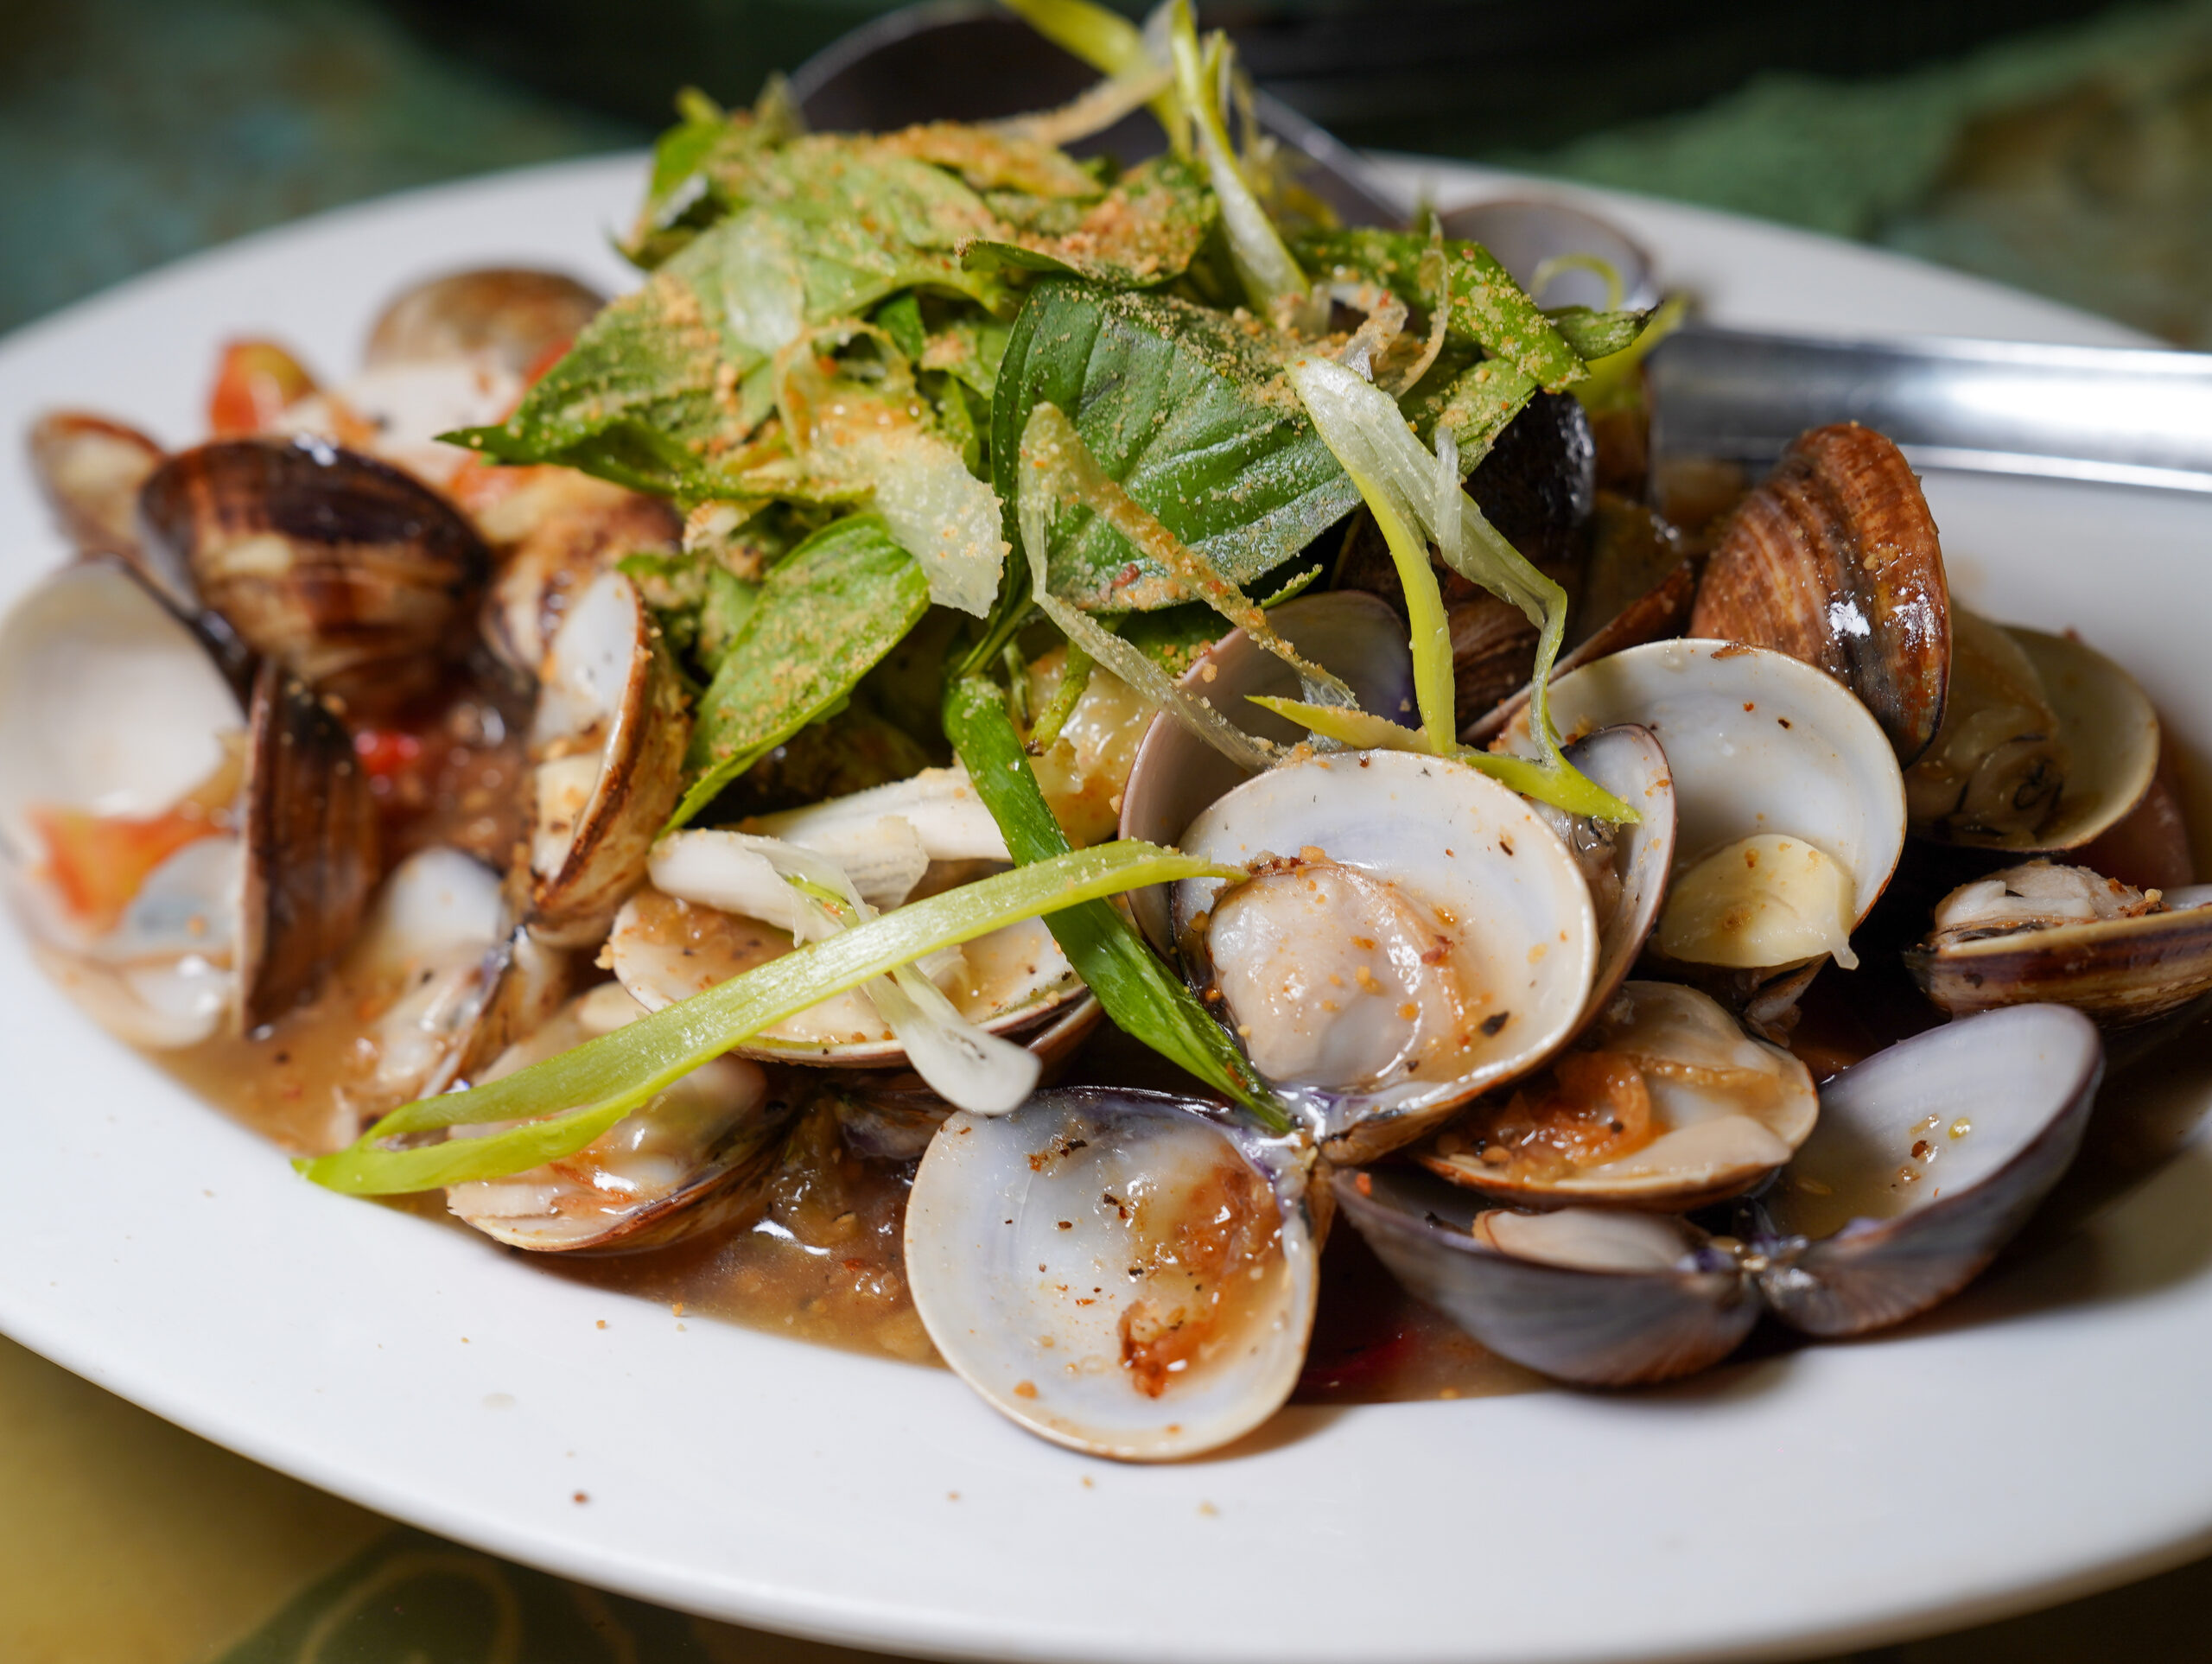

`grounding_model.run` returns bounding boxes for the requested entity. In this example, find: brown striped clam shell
[1690,423,1949,766]
[139,436,492,714]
